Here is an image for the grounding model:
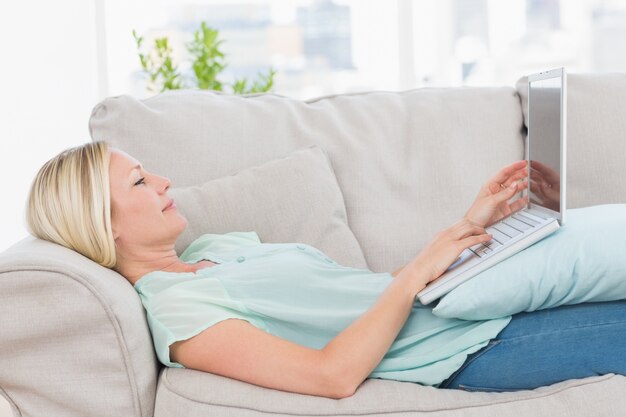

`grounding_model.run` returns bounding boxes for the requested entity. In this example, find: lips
[163,199,175,211]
